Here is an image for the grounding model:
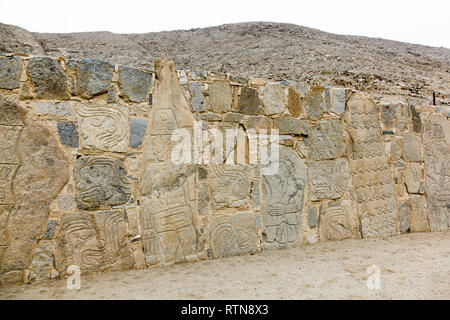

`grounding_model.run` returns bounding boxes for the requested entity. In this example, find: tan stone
[287,86,301,117]
[261,82,285,115]
[319,200,361,242]
[209,81,232,113]
[409,195,430,232]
